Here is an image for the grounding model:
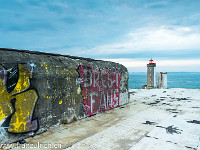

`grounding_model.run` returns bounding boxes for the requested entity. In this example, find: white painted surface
[157,73,161,88]
[162,73,167,89]
[11,88,200,150]
[119,91,129,105]
[157,72,167,89]
[65,89,200,150]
